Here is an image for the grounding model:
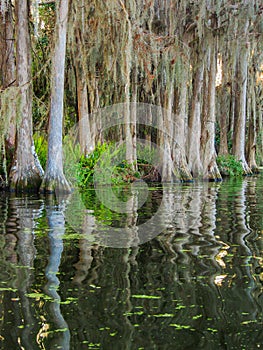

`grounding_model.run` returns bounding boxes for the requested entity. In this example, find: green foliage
[64,106,78,133]
[78,142,162,187]
[217,155,244,177]
[137,143,158,165]
[33,133,47,169]
[79,189,129,227]
[76,143,110,188]
[215,121,220,153]
[62,134,81,186]
[72,141,162,188]
[256,130,263,166]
